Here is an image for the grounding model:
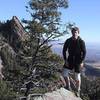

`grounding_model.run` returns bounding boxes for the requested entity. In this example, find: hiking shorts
[62,68,81,81]
[63,62,81,73]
